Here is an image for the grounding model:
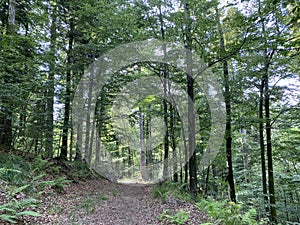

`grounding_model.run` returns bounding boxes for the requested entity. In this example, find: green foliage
[31,156,61,175]
[196,199,258,225]
[0,171,70,224]
[0,0,299,223]
[153,181,192,203]
[0,152,72,224]
[0,197,40,223]
[67,160,99,180]
[159,209,190,225]
[0,153,30,186]
[33,176,71,193]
